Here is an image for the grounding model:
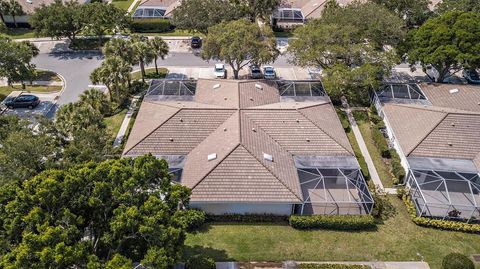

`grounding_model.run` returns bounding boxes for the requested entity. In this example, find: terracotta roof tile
[421,83,480,113]
[238,81,280,108]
